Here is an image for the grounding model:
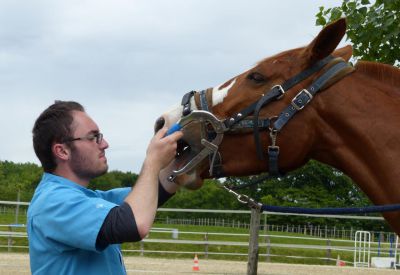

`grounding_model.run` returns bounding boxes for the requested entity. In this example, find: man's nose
[100,138,109,149]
